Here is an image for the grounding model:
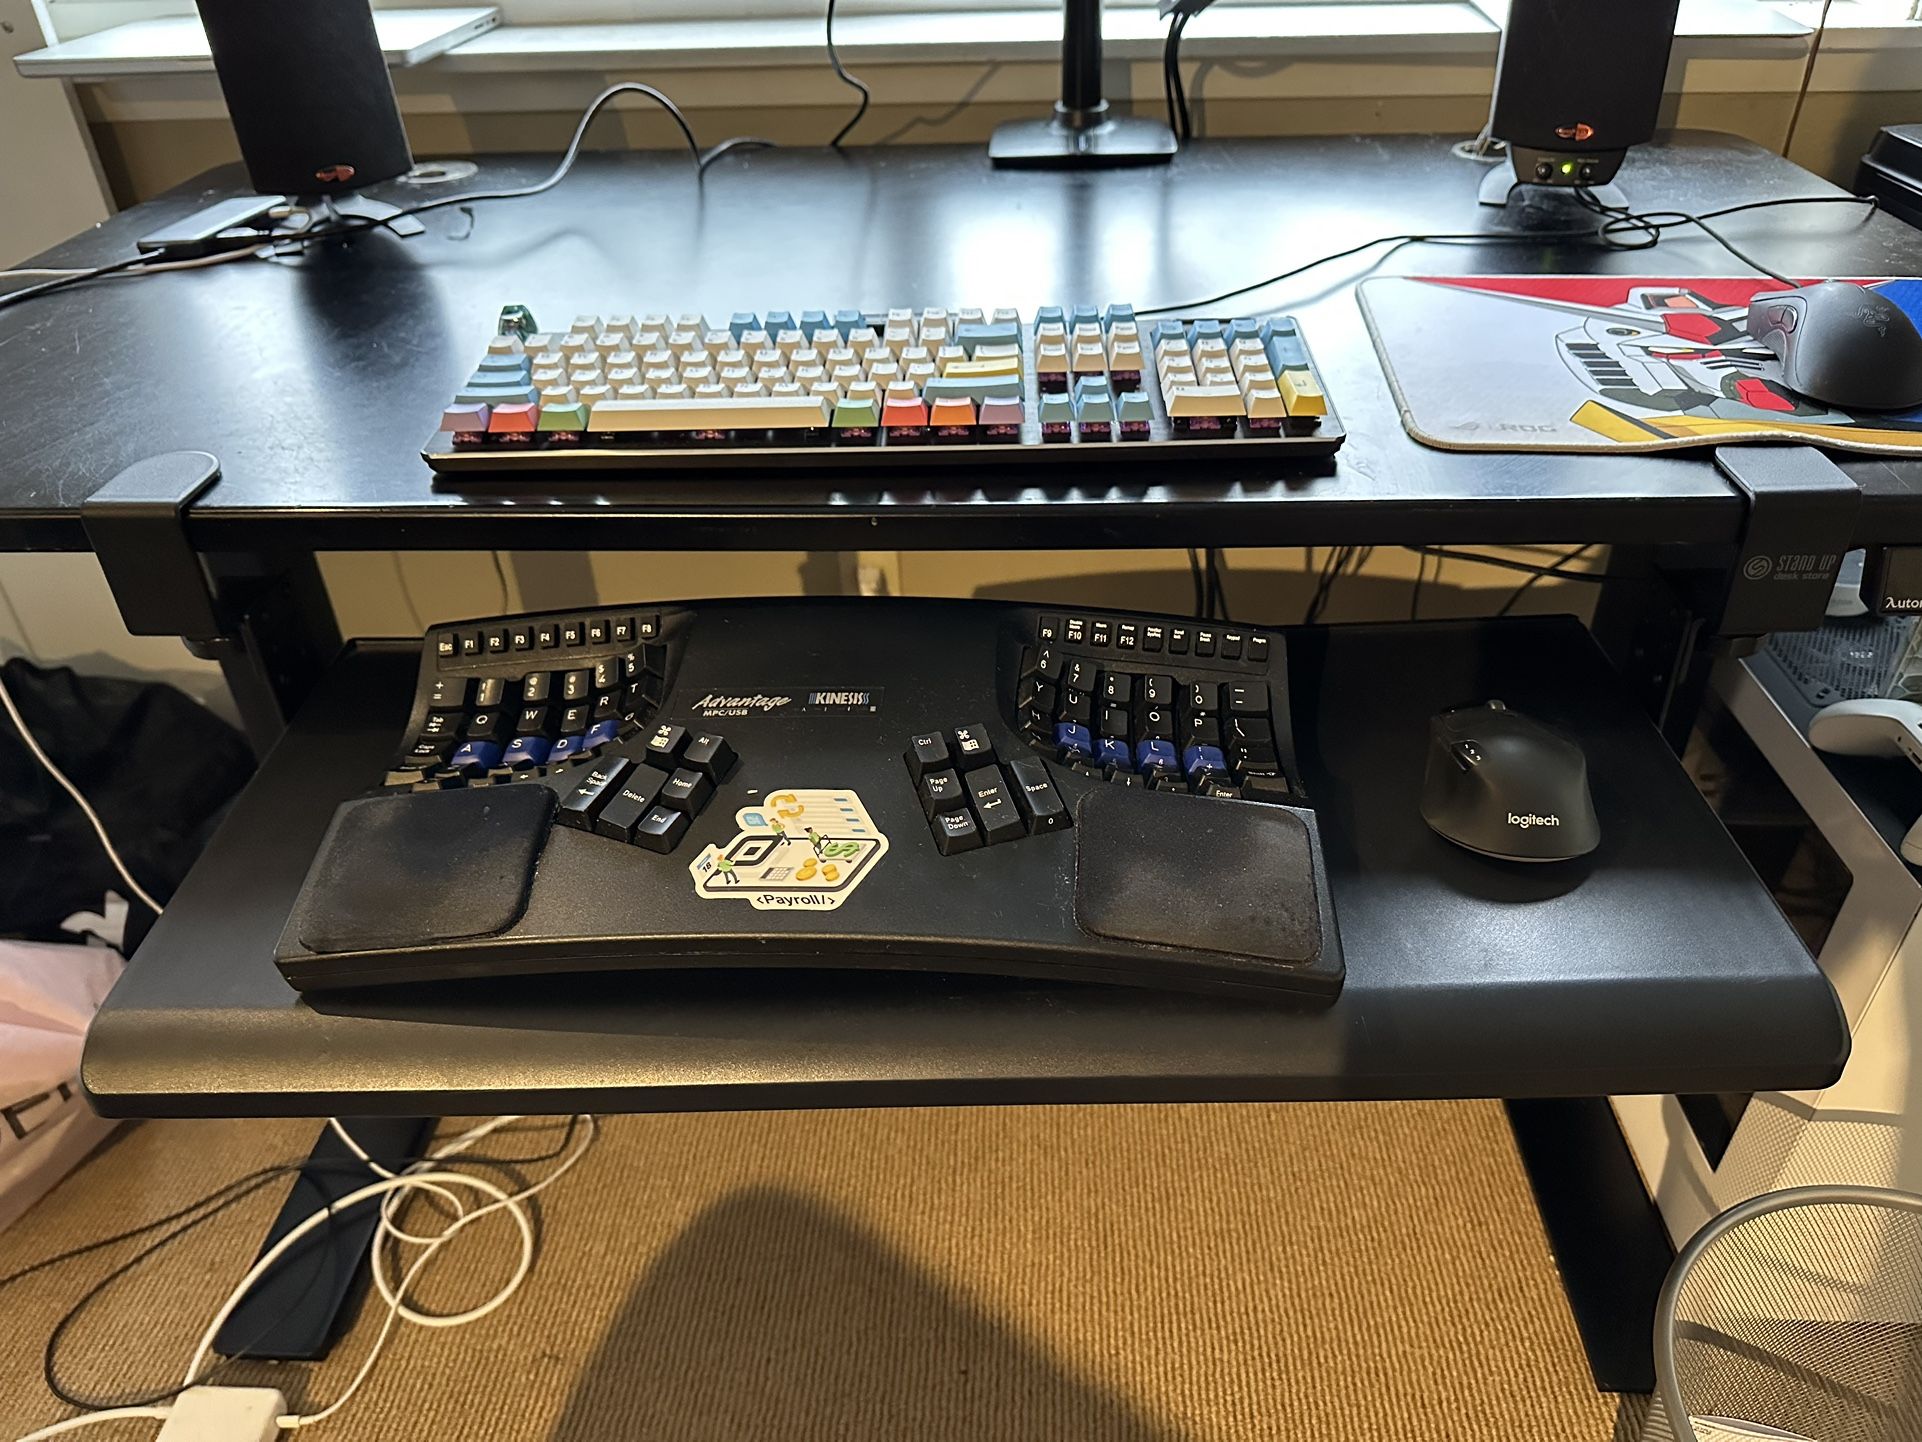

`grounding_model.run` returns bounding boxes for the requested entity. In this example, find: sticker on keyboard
[688,787,889,909]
